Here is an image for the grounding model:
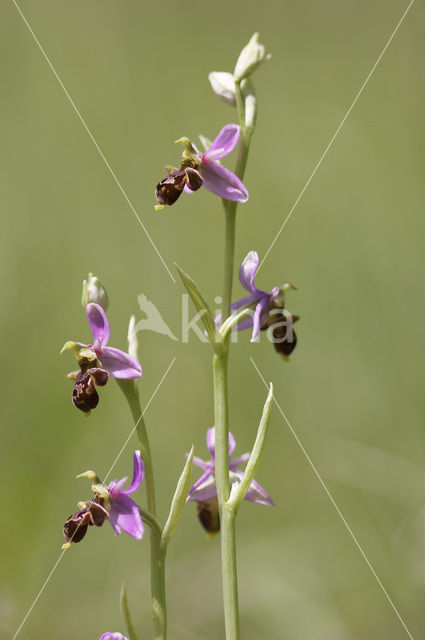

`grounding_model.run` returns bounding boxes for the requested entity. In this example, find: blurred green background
[1,0,424,638]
